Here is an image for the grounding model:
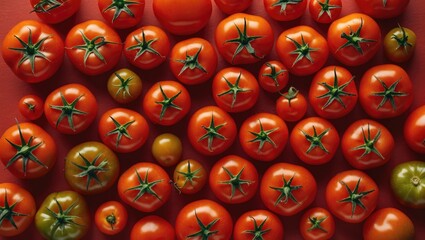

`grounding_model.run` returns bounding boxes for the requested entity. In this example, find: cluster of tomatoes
[0,0,424,239]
